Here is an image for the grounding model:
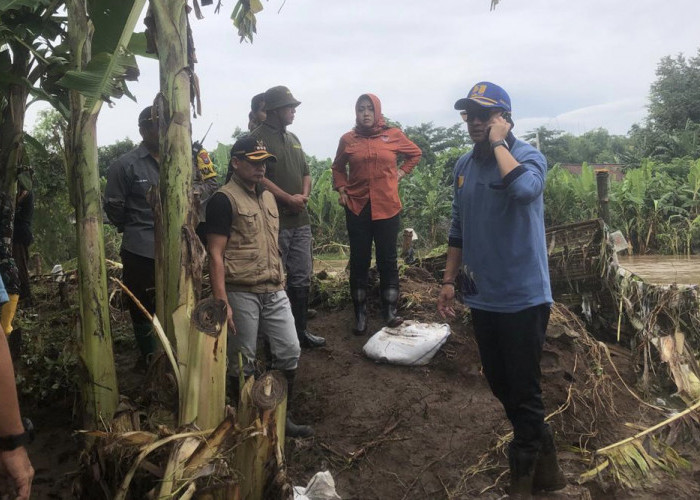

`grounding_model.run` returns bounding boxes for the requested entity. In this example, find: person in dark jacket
[0,192,21,359]
[104,107,161,367]
[247,92,266,132]
[12,170,34,306]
